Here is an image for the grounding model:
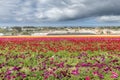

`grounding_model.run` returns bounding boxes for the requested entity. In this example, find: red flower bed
[0,37,120,52]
